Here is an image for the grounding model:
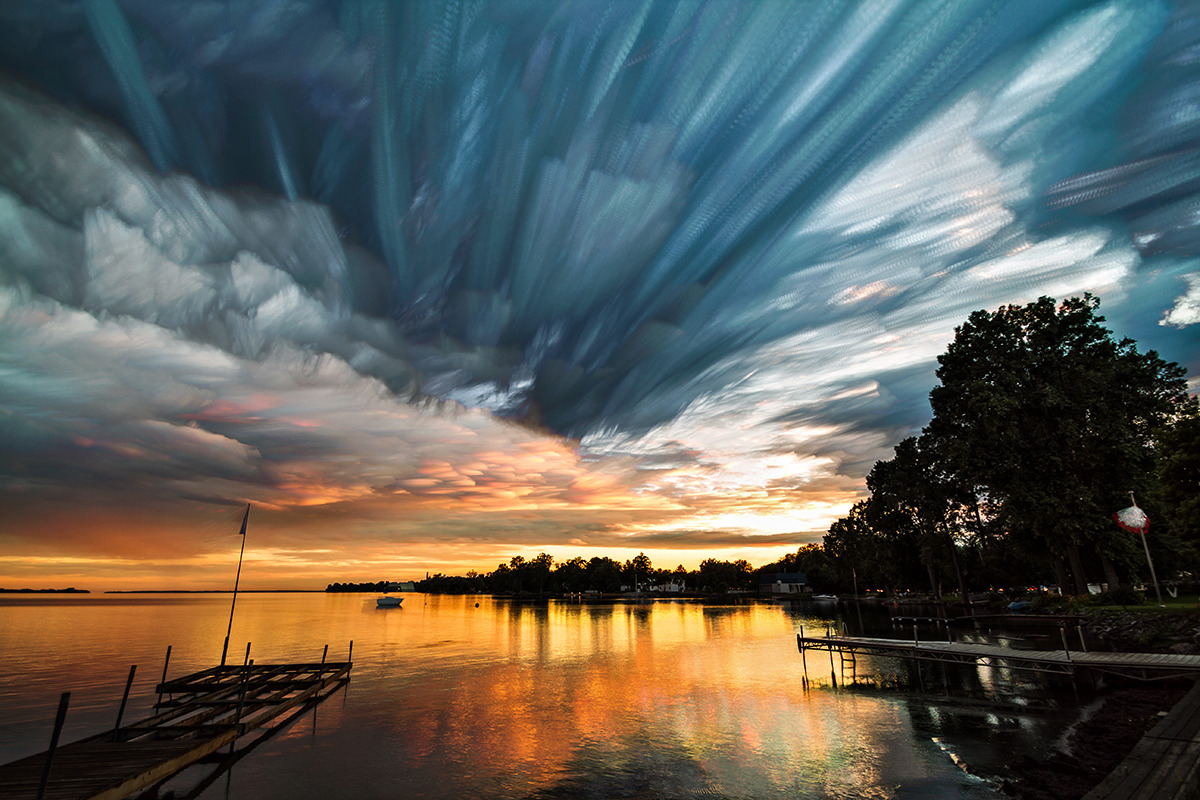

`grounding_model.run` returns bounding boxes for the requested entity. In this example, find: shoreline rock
[1081,608,1200,654]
